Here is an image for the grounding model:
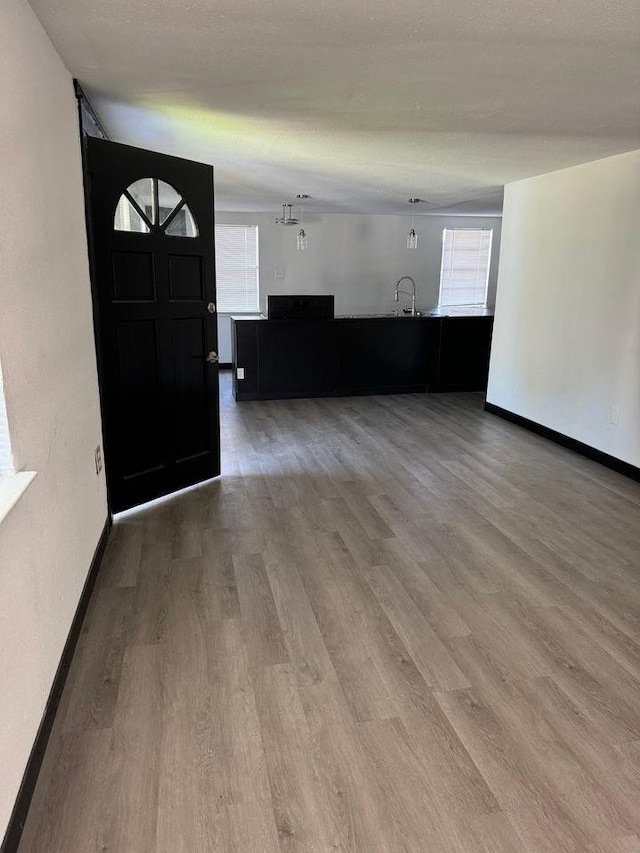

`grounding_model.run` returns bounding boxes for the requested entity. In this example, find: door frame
[75,81,114,514]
